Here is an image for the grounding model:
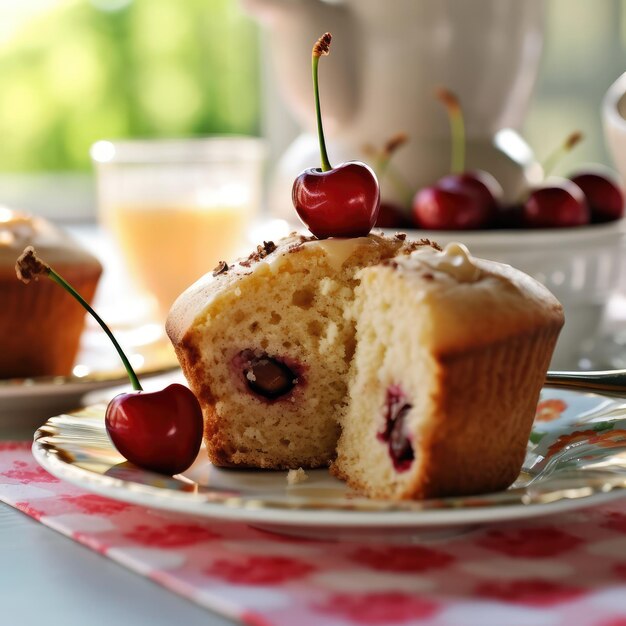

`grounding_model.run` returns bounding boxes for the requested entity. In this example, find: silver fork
[546,369,626,395]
